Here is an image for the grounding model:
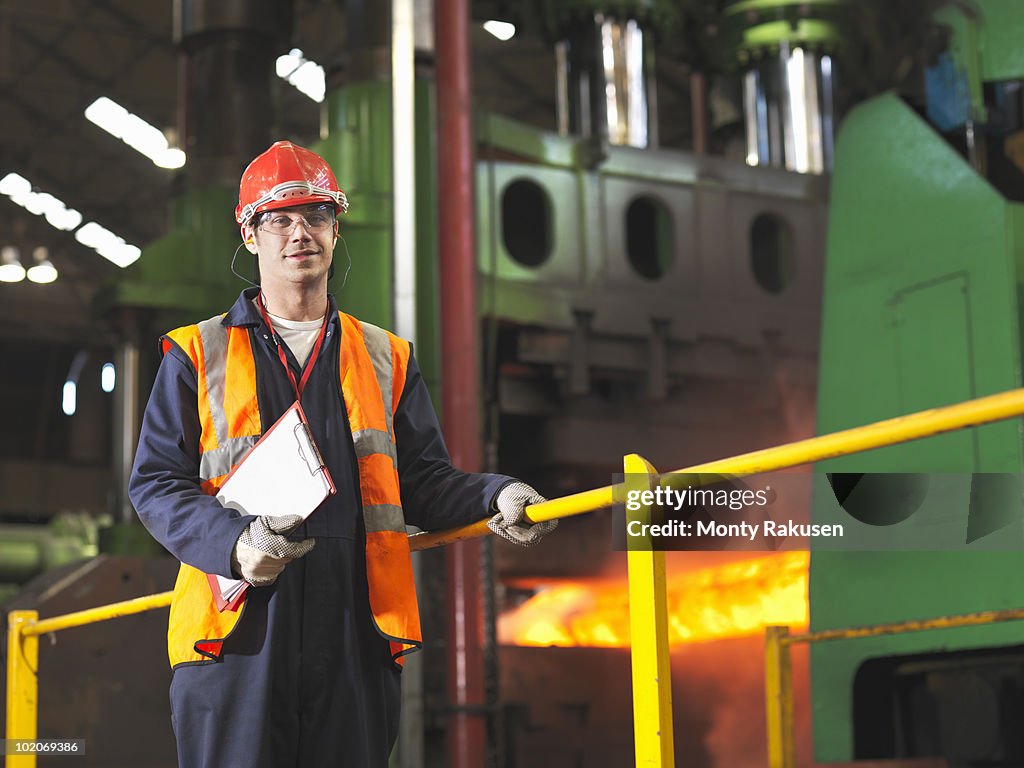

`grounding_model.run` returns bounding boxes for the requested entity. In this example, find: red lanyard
[256,292,330,402]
